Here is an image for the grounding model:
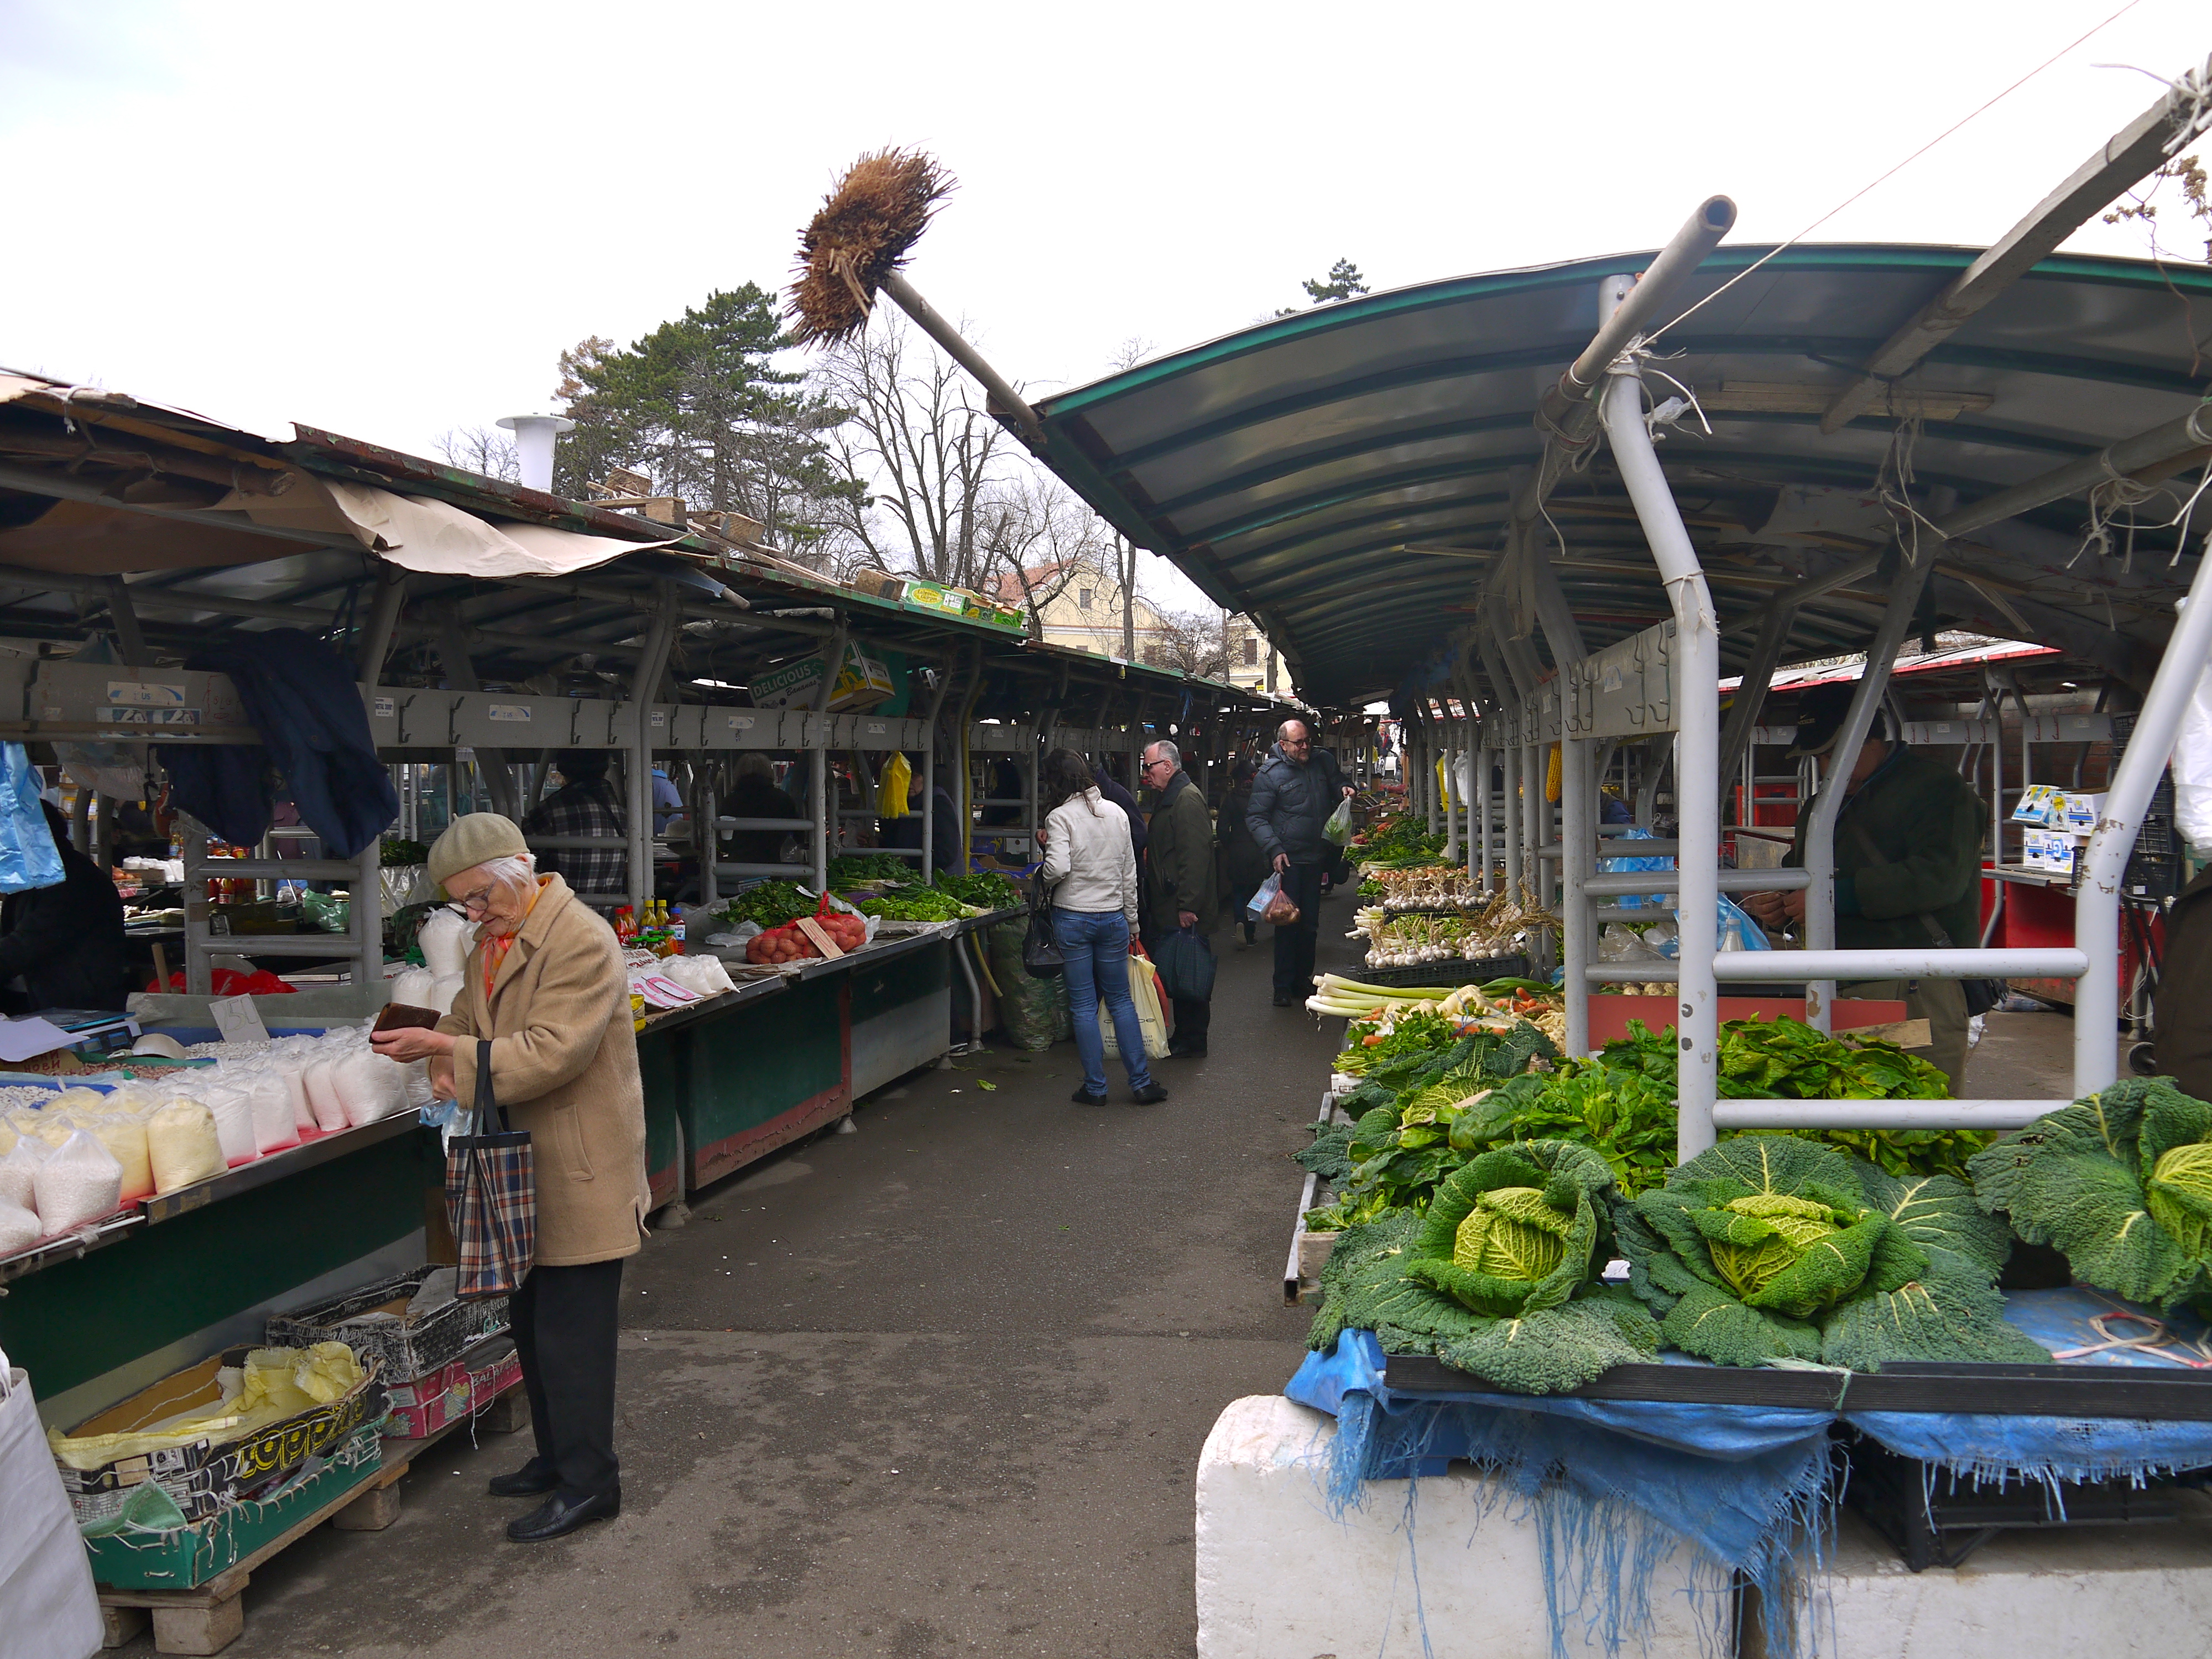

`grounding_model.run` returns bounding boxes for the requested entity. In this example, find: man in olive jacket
[1141,740,1219,1057]
[1741,686,1985,1089]
[2155,865,2212,1100]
